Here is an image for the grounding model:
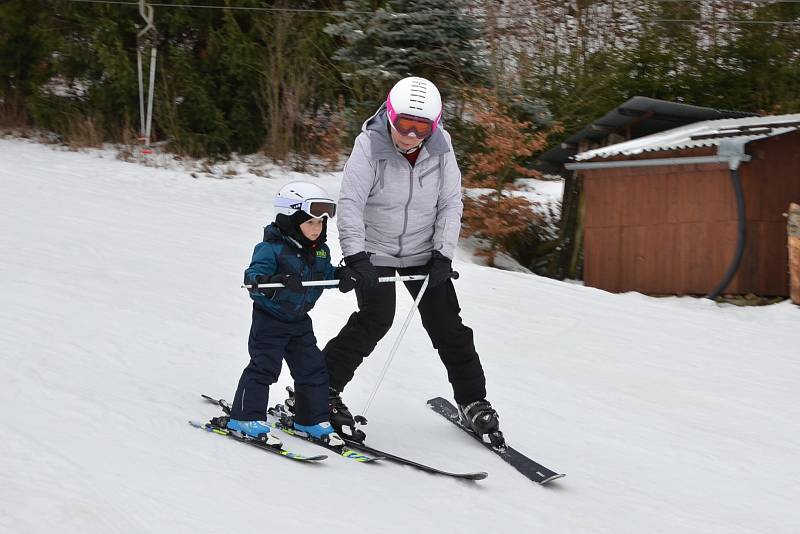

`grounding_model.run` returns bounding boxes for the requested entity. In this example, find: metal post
[145,47,157,146]
[137,51,145,137]
[137,1,156,150]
